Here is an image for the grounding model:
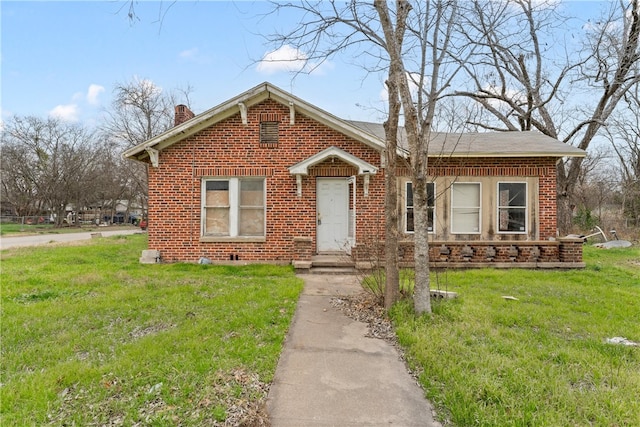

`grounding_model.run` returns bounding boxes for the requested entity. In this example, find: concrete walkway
[267,274,441,427]
[0,228,143,250]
